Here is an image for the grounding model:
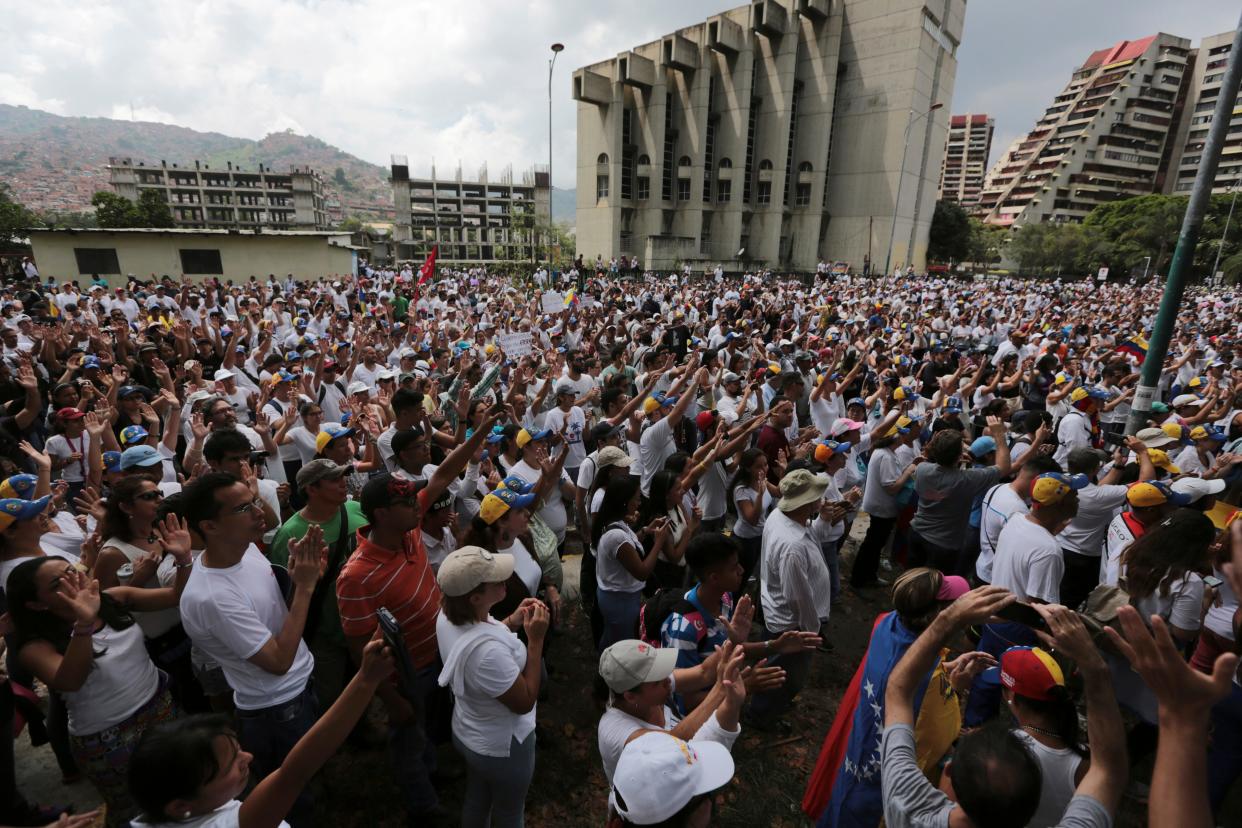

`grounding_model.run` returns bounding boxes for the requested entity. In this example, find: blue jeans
[1209,682,1242,812]
[453,731,536,828]
[820,540,841,604]
[596,588,642,652]
[389,665,441,815]
[236,683,318,828]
